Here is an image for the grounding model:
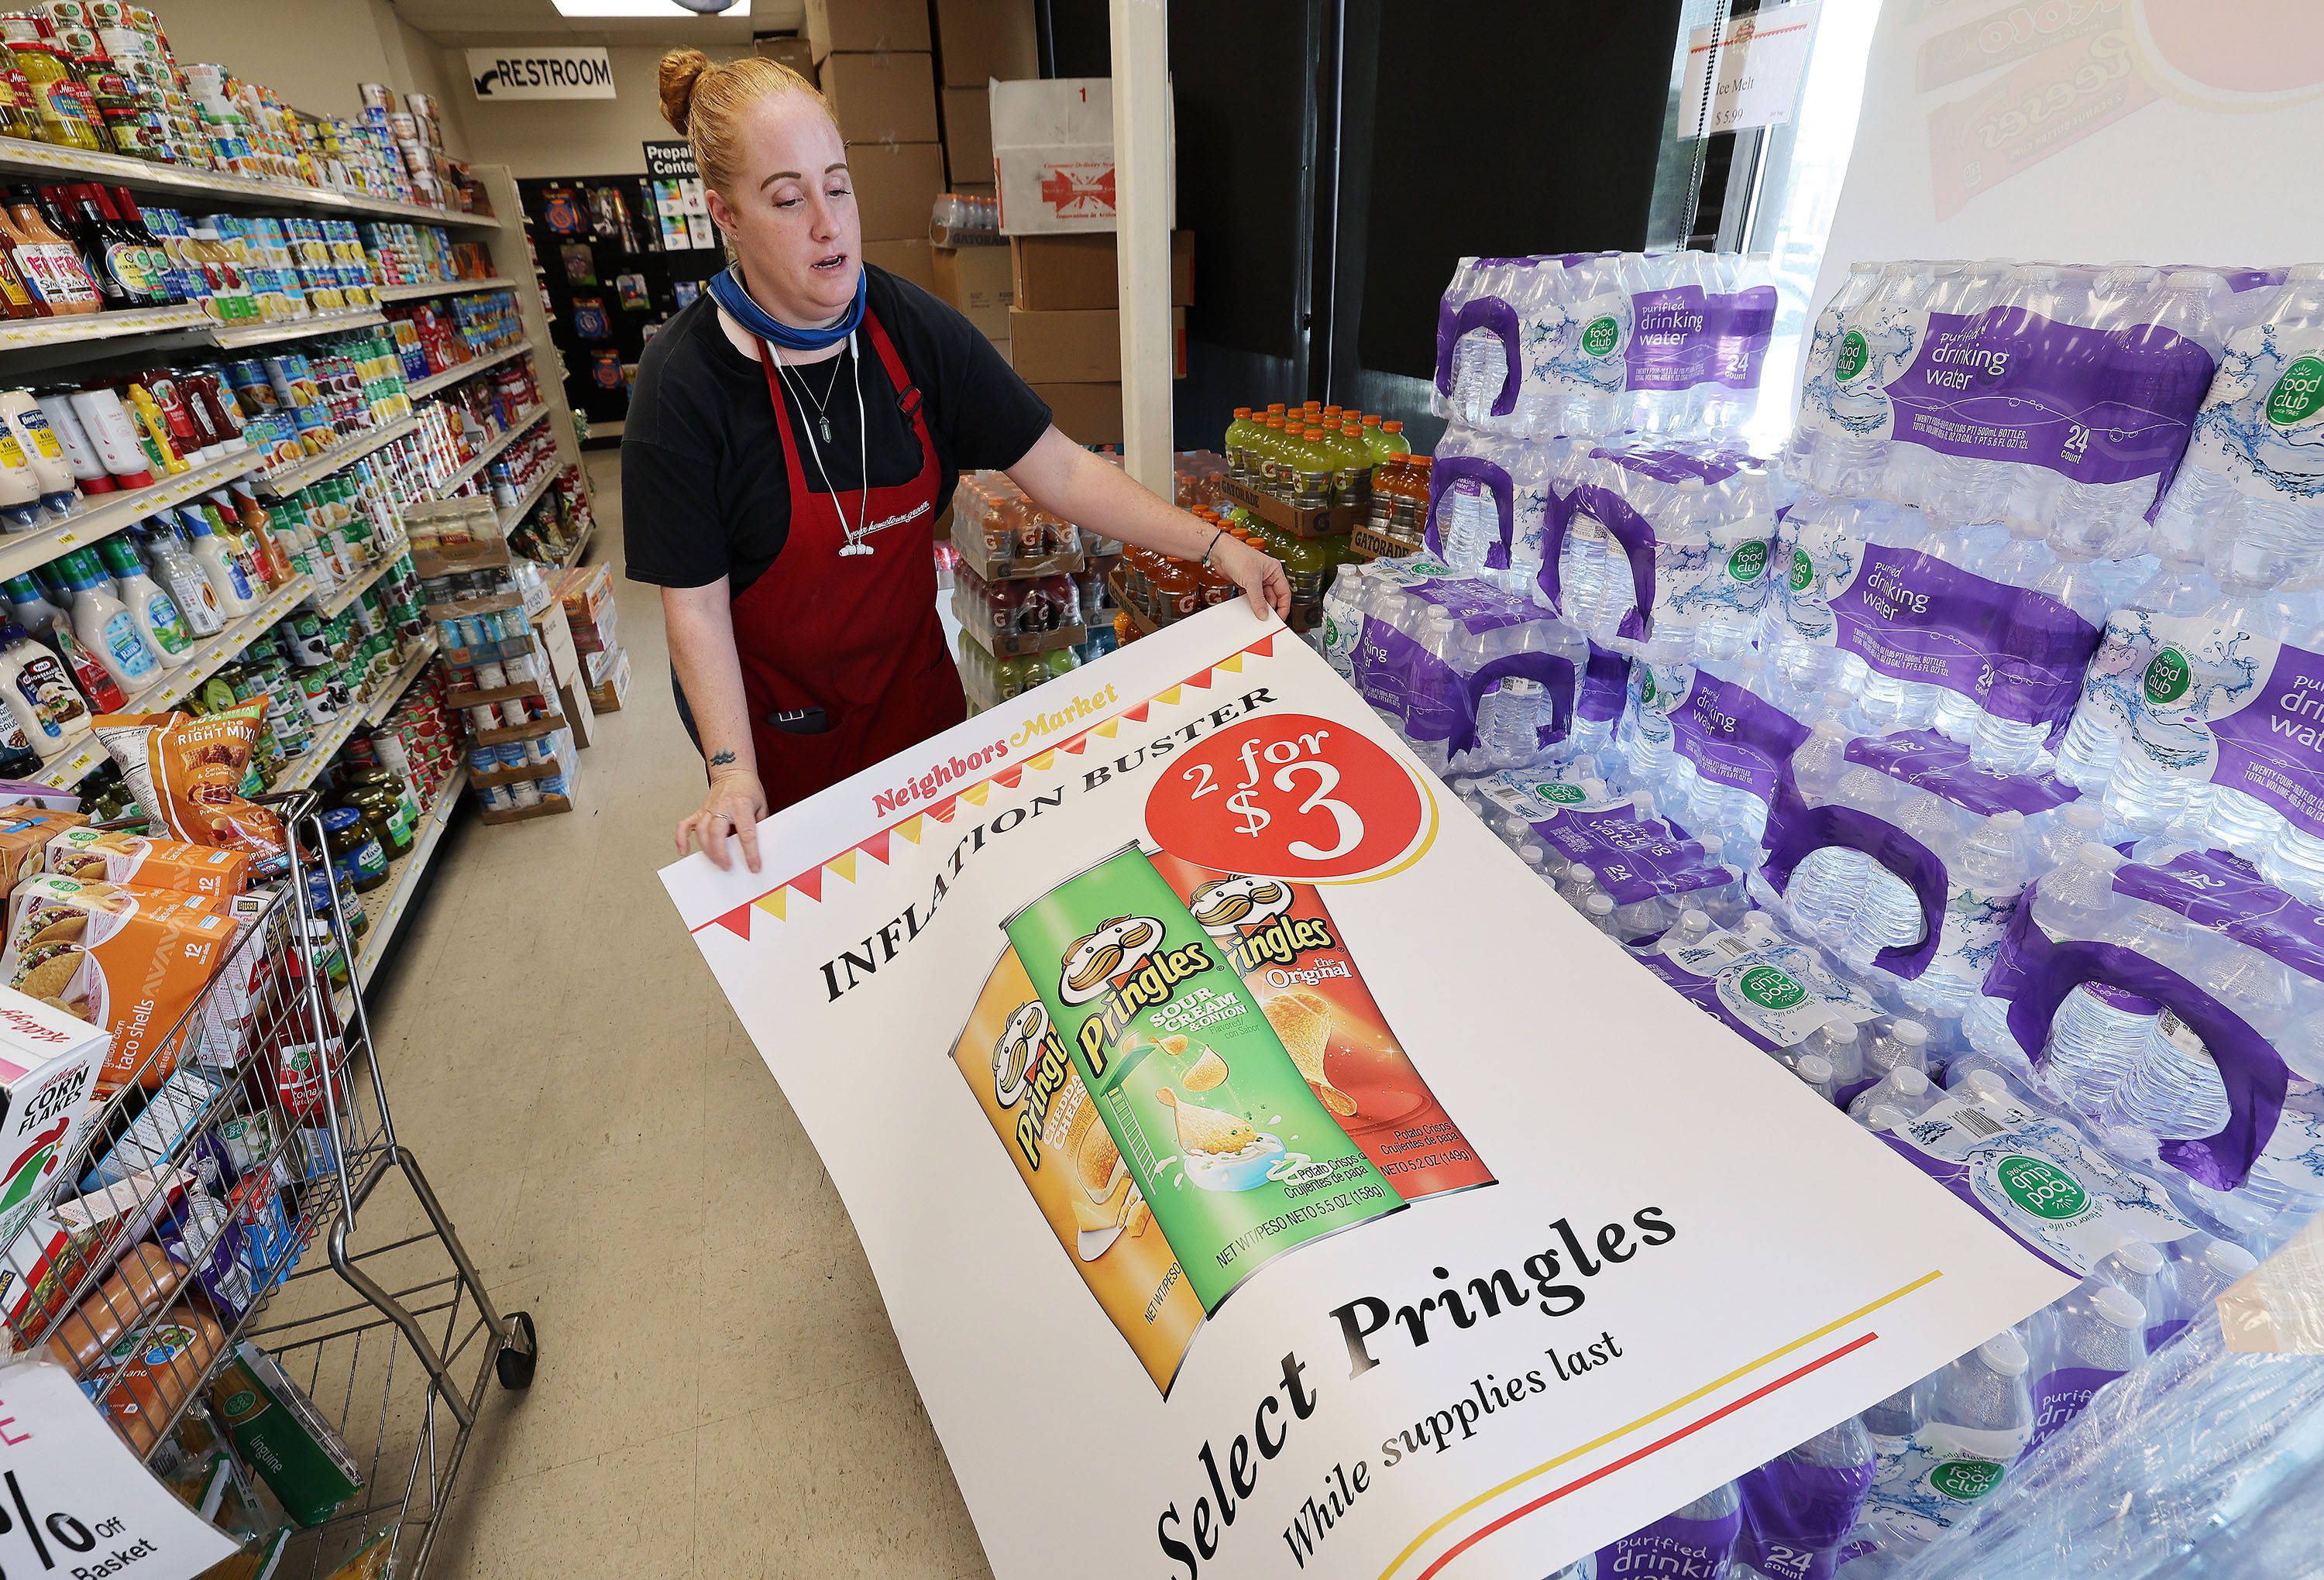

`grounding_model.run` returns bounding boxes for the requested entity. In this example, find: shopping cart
[0,792,535,1576]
